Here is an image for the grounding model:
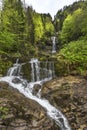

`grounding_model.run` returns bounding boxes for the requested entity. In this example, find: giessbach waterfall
[0,58,71,130]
